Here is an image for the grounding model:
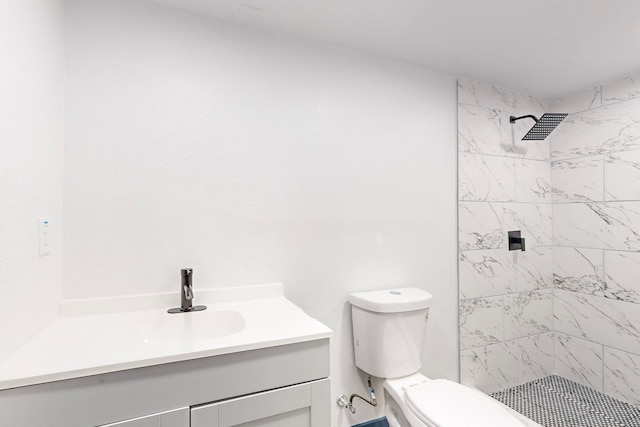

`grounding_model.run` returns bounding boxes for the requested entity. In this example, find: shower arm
[509,115,539,124]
